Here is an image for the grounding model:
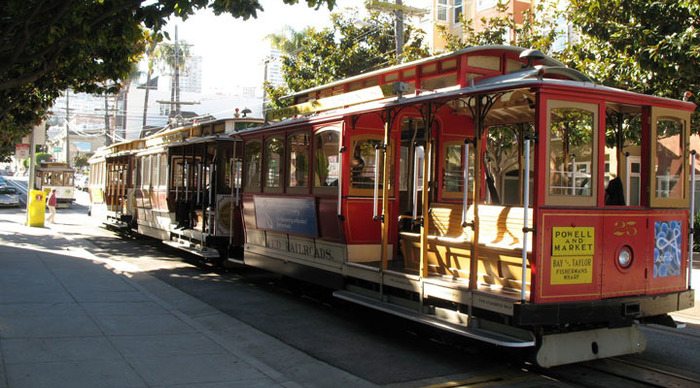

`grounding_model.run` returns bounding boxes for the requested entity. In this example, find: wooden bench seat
[399,203,532,292]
